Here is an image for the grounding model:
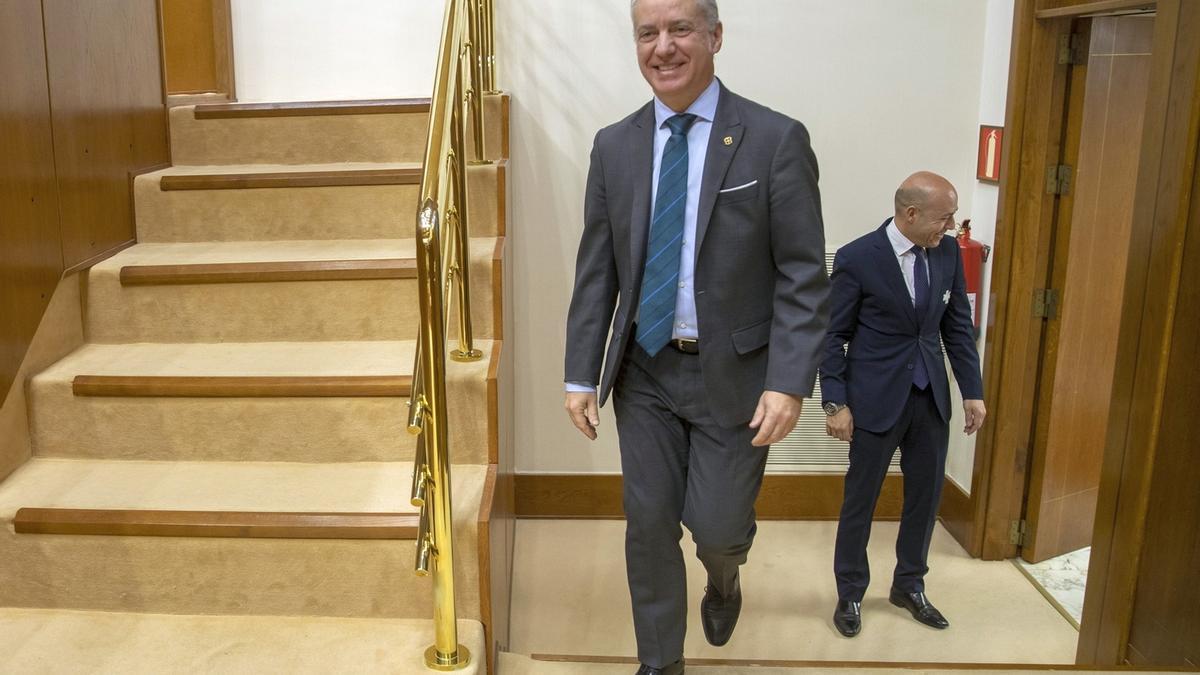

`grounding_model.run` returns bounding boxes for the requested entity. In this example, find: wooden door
[1022,14,1155,563]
